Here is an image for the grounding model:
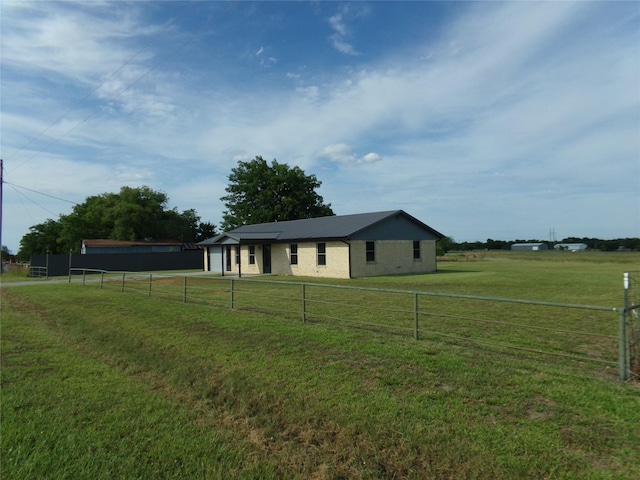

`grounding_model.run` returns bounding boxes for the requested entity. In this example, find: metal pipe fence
[29,266,48,278]
[69,269,632,381]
